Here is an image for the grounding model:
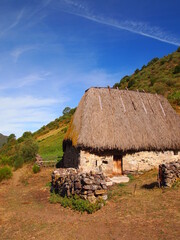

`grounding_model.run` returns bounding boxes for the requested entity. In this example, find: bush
[0,166,12,182]
[7,134,16,142]
[21,139,39,162]
[173,65,180,74]
[147,57,159,66]
[13,155,24,170]
[32,164,40,174]
[149,77,156,86]
[128,79,135,88]
[49,194,105,214]
[168,91,180,105]
[0,155,13,166]
[134,68,140,74]
[160,59,167,65]
[177,47,180,52]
